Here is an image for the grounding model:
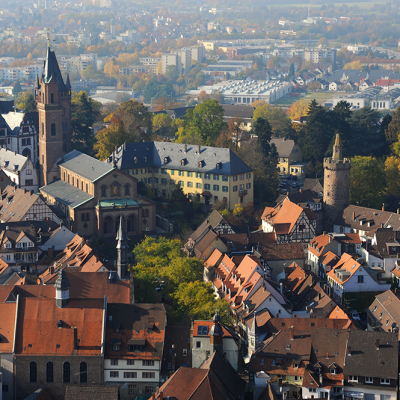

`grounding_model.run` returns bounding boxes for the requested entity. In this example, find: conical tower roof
[43,45,68,91]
